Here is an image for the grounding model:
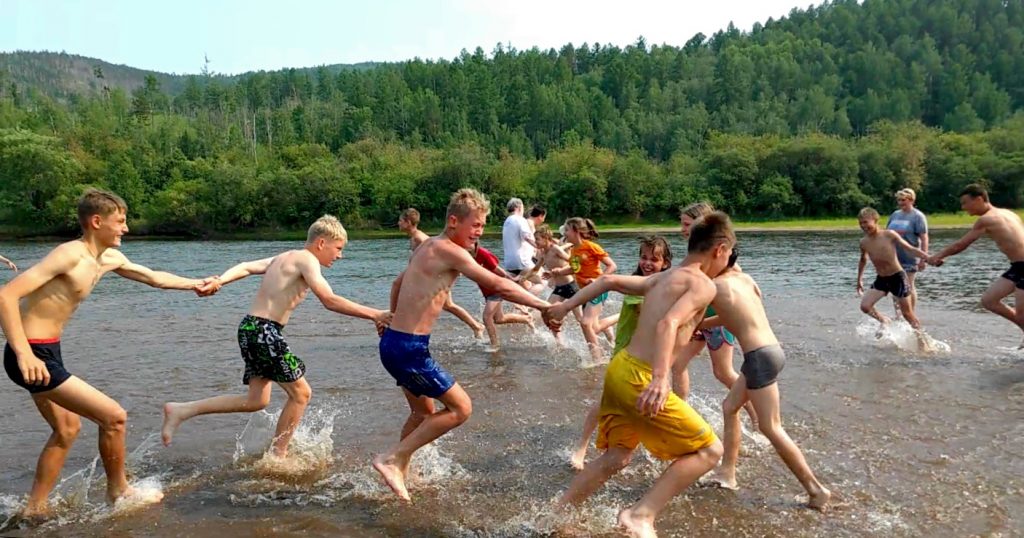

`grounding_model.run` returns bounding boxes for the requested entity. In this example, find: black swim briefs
[871,271,910,298]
